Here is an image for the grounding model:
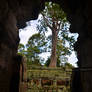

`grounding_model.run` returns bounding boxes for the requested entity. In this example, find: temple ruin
[0,0,91,92]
